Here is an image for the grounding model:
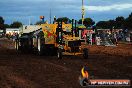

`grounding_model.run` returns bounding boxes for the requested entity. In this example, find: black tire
[83,48,88,59]
[57,49,62,59]
[33,47,38,55]
[38,50,43,56]
[51,47,58,56]
[33,47,43,55]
